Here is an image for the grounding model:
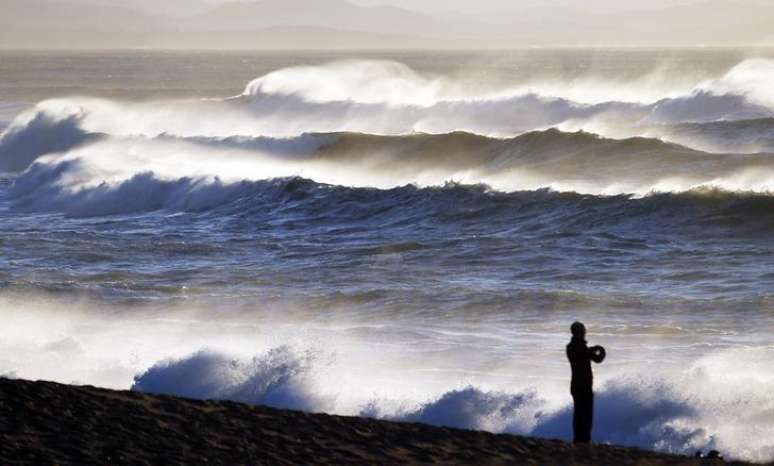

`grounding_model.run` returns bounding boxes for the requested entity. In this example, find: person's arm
[589,345,606,363]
